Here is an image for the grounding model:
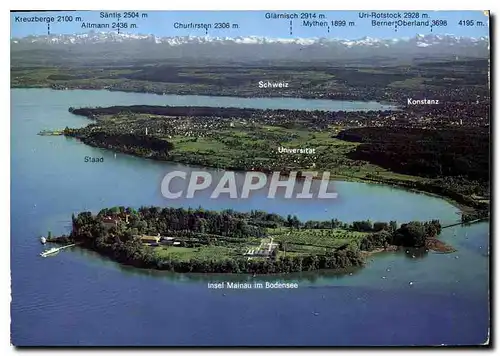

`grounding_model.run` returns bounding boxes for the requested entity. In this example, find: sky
[11,10,490,39]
